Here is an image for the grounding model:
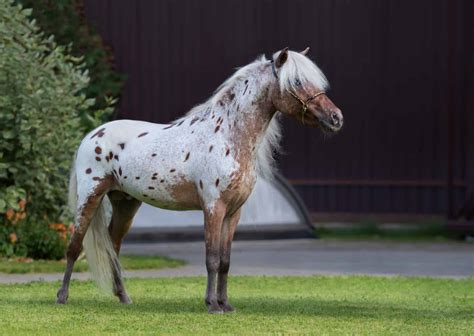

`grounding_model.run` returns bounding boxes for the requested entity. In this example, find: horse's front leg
[203,201,226,314]
[217,209,241,313]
